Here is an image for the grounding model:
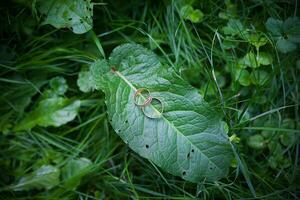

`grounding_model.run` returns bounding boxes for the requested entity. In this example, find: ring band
[133,88,152,107]
[142,97,164,119]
